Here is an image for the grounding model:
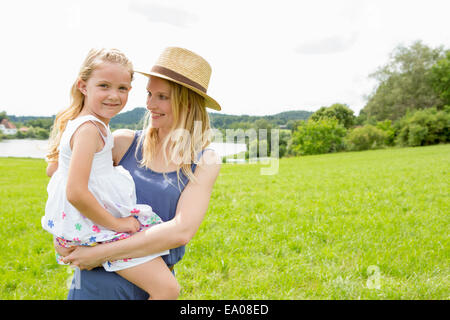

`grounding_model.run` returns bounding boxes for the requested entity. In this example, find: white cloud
[128,0,199,28]
[295,33,359,55]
